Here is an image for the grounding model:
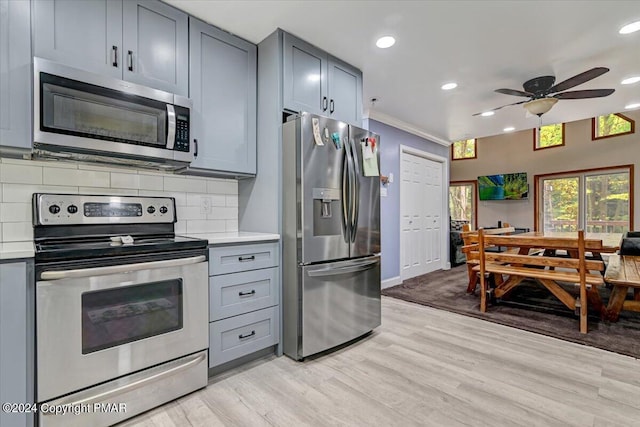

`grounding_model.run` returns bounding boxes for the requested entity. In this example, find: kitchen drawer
[209,242,279,275]
[209,267,279,321]
[209,306,279,368]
